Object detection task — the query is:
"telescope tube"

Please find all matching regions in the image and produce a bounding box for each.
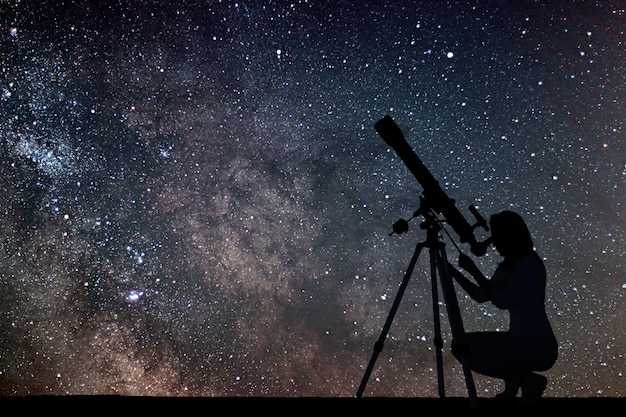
[374,115,487,255]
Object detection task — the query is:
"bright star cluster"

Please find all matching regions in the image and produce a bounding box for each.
[0,1,624,398]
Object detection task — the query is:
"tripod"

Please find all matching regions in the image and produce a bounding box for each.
[356,211,479,407]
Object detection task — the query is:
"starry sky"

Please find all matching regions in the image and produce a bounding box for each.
[0,0,624,398]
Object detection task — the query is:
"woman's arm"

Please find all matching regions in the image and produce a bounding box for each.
[458,253,491,289]
[446,261,490,303]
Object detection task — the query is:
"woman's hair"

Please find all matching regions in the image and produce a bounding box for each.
[489,210,534,256]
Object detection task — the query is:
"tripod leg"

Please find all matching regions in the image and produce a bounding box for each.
[356,242,424,398]
[435,245,479,407]
[429,246,446,398]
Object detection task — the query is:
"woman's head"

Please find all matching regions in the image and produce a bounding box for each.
[489,210,534,258]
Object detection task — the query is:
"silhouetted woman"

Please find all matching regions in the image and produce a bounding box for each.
[448,210,558,401]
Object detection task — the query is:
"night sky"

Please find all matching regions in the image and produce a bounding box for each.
[0,0,624,398]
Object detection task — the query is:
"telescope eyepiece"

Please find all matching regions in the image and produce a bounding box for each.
[470,237,493,256]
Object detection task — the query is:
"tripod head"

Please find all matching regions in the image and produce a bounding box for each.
[389,196,440,236]
[375,115,492,256]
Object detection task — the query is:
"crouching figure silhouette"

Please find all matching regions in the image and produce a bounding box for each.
[447,210,558,402]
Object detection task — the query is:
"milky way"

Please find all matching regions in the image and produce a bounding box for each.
[0,1,624,397]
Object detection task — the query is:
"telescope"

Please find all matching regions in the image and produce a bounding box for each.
[374,115,492,256]
[357,115,490,405]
